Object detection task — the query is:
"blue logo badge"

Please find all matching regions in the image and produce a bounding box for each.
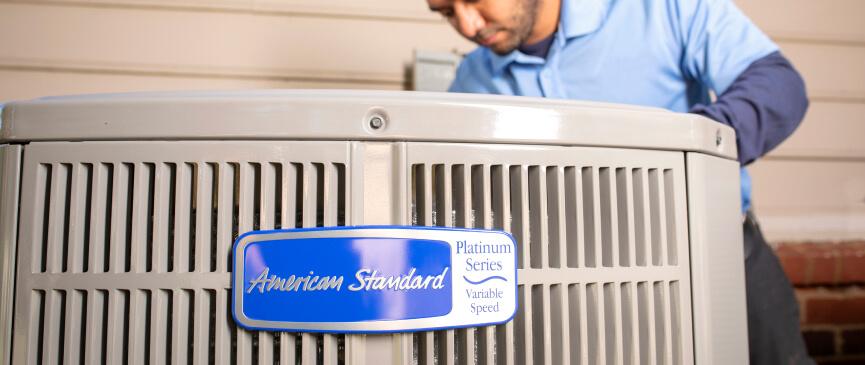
[232,226,517,333]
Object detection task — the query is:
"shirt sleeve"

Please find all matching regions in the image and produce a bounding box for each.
[448,49,499,94]
[677,0,778,94]
[690,51,809,165]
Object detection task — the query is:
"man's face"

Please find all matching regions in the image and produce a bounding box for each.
[428,0,539,55]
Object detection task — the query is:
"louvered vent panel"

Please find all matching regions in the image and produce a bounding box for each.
[14,141,350,365]
[408,143,694,365]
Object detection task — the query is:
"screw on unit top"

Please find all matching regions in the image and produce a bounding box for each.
[369,116,385,130]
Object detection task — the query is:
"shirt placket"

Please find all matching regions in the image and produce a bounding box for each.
[539,33,567,98]
[539,66,557,98]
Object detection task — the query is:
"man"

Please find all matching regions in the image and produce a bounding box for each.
[427,0,811,363]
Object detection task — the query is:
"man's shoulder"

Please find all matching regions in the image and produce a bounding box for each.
[449,47,495,93]
[460,47,491,71]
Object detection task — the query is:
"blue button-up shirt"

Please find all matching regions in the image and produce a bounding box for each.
[449,0,778,211]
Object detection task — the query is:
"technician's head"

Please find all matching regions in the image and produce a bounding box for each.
[427,0,559,55]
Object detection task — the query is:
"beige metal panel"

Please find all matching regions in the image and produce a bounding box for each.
[686,152,748,365]
[770,102,865,159]
[0,145,21,365]
[737,0,865,44]
[778,41,865,101]
[0,3,472,85]
[11,140,352,364]
[406,142,696,364]
[348,142,412,365]
[750,159,865,241]
[0,69,402,101]
[15,0,440,21]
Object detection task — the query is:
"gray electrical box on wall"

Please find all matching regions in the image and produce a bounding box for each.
[0,90,747,364]
[413,50,462,92]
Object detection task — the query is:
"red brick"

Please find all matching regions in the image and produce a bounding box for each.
[776,241,865,286]
[800,243,842,286]
[840,242,865,284]
[804,330,837,356]
[843,329,865,355]
[811,253,841,286]
[797,288,814,324]
[777,244,809,285]
[806,294,865,325]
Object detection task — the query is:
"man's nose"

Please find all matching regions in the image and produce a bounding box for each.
[453,4,484,39]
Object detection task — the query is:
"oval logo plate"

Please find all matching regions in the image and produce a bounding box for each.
[232,226,518,333]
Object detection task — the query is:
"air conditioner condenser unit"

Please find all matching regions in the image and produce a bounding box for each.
[0,90,747,365]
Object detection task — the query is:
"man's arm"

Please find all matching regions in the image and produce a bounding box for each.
[675,0,808,165]
[690,51,809,165]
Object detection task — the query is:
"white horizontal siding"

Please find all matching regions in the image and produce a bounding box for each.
[3,0,440,21]
[750,159,865,241]
[0,69,401,101]
[737,0,865,44]
[770,102,865,160]
[0,2,471,90]
[779,41,865,101]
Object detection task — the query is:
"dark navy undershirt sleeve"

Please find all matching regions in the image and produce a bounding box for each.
[689,51,808,165]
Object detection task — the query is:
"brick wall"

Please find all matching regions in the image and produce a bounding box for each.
[776,241,865,364]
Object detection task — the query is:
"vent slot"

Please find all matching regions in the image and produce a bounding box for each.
[490,165,506,230]
[582,167,598,268]
[638,281,653,364]
[531,284,546,364]
[616,168,632,267]
[603,283,618,364]
[515,284,528,365]
[528,166,544,269]
[546,166,564,269]
[633,169,648,267]
[567,284,584,365]
[586,283,600,364]
[29,290,45,365]
[550,284,564,365]
[653,282,668,364]
[509,166,526,270]
[670,281,682,364]
[599,168,614,268]
[664,170,679,265]
[648,169,664,266]
[621,282,636,365]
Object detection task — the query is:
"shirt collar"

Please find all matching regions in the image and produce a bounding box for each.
[487,0,610,74]
[560,0,610,39]
[489,51,544,74]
